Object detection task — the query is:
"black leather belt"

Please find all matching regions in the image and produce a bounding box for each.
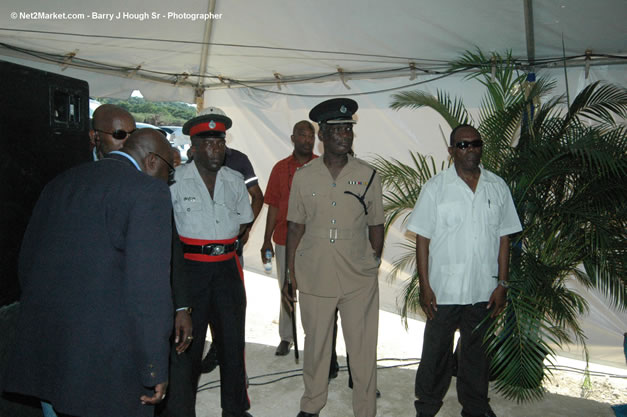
[182,242,238,256]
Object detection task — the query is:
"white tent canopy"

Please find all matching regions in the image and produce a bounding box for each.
[1,0,625,367]
[0,0,625,101]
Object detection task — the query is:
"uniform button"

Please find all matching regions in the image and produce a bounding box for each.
[150,371,156,378]
[187,208,191,212]
[331,201,336,206]
[331,219,336,224]
[216,220,220,223]
[332,183,336,187]
[330,239,335,243]
[148,364,154,369]
[312,192,316,196]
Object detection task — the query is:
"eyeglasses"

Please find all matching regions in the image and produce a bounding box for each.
[150,152,176,185]
[94,128,136,140]
[454,139,484,150]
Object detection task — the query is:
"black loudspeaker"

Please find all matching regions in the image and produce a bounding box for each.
[0,60,91,306]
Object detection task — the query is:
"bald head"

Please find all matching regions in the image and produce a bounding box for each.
[92,104,133,126]
[123,128,174,184]
[90,104,136,160]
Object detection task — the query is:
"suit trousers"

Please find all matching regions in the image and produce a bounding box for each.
[414,303,494,416]
[158,258,249,417]
[299,278,379,417]
[275,244,293,342]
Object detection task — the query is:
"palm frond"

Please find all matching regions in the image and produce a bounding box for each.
[371,153,445,234]
[567,81,627,126]
[389,90,471,128]
[485,286,558,402]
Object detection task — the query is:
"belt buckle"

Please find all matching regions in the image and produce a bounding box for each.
[210,244,225,256]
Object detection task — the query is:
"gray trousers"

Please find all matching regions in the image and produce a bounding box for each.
[275,244,293,342]
[414,303,494,416]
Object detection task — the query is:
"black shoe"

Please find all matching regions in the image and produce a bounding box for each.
[275,340,293,356]
[461,409,496,417]
[222,411,253,417]
[296,412,319,417]
[201,344,219,374]
[328,361,339,380]
[414,400,436,417]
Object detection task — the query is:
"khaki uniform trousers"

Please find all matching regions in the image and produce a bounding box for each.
[299,277,379,417]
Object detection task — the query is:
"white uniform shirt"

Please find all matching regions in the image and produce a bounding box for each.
[170,161,254,240]
[406,165,522,305]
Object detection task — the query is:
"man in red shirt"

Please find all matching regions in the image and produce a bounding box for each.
[261,120,317,356]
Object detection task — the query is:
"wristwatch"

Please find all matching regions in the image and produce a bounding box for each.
[498,280,510,289]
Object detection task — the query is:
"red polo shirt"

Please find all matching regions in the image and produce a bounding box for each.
[264,153,318,245]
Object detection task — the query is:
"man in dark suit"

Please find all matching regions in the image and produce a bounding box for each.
[2,128,176,417]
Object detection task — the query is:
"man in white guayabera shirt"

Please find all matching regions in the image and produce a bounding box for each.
[406,124,522,417]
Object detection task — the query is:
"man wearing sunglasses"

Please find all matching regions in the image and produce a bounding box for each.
[89,104,136,161]
[3,129,176,417]
[406,124,522,417]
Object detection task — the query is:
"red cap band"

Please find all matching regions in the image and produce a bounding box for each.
[189,121,226,136]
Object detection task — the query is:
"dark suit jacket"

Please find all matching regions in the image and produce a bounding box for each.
[171,225,190,310]
[2,154,174,417]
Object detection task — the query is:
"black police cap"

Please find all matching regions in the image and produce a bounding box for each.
[309,98,358,124]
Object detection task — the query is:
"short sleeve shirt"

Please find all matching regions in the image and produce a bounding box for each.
[287,156,384,296]
[406,165,522,305]
[224,147,258,188]
[170,161,254,240]
[264,153,318,245]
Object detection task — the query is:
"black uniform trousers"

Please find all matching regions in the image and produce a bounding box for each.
[158,257,249,417]
[414,303,494,416]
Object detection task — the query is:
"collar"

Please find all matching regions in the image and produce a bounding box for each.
[183,160,224,181]
[444,164,496,184]
[289,152,316,165]
[107,151,142,171]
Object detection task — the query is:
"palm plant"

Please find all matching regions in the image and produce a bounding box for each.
[372,49,627,402]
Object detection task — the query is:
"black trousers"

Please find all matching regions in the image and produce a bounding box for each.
[158,257,249,417]
[414,303,493,416]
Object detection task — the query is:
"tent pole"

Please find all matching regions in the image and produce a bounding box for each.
[195,0,217,112]
[523,0,535,70]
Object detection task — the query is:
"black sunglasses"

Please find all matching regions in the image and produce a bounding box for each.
[94,128,136,140]
[150,152,176,185]
[454,139,484,150]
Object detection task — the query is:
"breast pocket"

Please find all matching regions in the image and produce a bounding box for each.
[484,199,502,228]
[300,189,329,219]
[173,198,202,214]
[436,202,464,231]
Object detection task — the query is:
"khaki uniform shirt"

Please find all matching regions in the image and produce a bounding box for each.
[287,155,384,297]
[171,161,254,240]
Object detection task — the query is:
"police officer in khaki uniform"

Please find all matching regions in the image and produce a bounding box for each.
[283,98,384,417]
